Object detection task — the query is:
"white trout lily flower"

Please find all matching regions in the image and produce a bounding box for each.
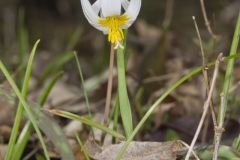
[80,0,141,49]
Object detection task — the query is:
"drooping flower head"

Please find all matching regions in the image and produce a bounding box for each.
[80,0,141,48]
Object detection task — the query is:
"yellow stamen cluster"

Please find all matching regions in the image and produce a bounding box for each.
[98,15,128,45]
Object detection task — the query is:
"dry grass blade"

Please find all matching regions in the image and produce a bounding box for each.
[184,53,222,160]
[47,109,125,140]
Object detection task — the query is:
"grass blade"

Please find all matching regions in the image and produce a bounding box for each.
[75,133,91,160]
[14,71,64,160]
[47,109,125,140]
[218,12,240,127]
[5,40,40,160]
[0,85,75,160]
[0,61,50,160]
[213,12,240,160]
[74,52,91,117]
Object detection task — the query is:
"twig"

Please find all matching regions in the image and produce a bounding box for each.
[104,44,115,125]
[200,0,217,39]
[185,53,222,160]
[192,16,206,65]
[192,16,218,142]
[178,140,200,160]
[213,93,225,160]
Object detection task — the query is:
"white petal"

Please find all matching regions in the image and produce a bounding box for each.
[80,0,107,32]
[92,0,101,15]
[101,0,122,17]
[121,0,130,11]
[122,0,141,29]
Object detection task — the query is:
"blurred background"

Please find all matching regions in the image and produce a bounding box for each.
[0,0,240,159]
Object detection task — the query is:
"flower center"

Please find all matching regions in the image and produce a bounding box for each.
[98,15,128,46]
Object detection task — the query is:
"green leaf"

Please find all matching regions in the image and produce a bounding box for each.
[116,30,133,138]
[14,71,64,160]
[47,109,125,140]
[0,60,50,160]
[0,86,75,160]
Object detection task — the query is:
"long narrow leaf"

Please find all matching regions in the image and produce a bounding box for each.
[116,30,133,138]
[75,133,91,160]
[218,12,240,126]
[47,109,125,140]
[5,40,40,160]
[0,61,50,160]
[0,86,75,160]
[14,71,64,160]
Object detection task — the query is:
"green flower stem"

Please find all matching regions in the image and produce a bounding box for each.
[116,30,133,138]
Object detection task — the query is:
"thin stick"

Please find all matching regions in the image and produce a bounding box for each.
[192,16,206,65]
[213,93,225,160]
[178,140,200,160]
[200,0,217,39]
[192,16,218,138]
[185,53,222,160]
[104,44,115,125]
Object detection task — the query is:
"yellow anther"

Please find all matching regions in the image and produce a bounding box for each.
[98,15,128,46]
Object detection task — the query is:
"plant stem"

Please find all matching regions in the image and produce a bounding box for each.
[214,12,240,160]
[213,94,225,160]
[192,16,217,143]
[104,44,115,125]
[218,11,240,130]
[185,54,222,160]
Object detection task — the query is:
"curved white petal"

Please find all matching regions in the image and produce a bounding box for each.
[121,0,130,11]
[92,0,101,15]
[80,0,107,32]
[122,0,141,29]
[101,0,122,17]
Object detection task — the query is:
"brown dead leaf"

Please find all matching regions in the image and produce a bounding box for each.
[85,141,182,160]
